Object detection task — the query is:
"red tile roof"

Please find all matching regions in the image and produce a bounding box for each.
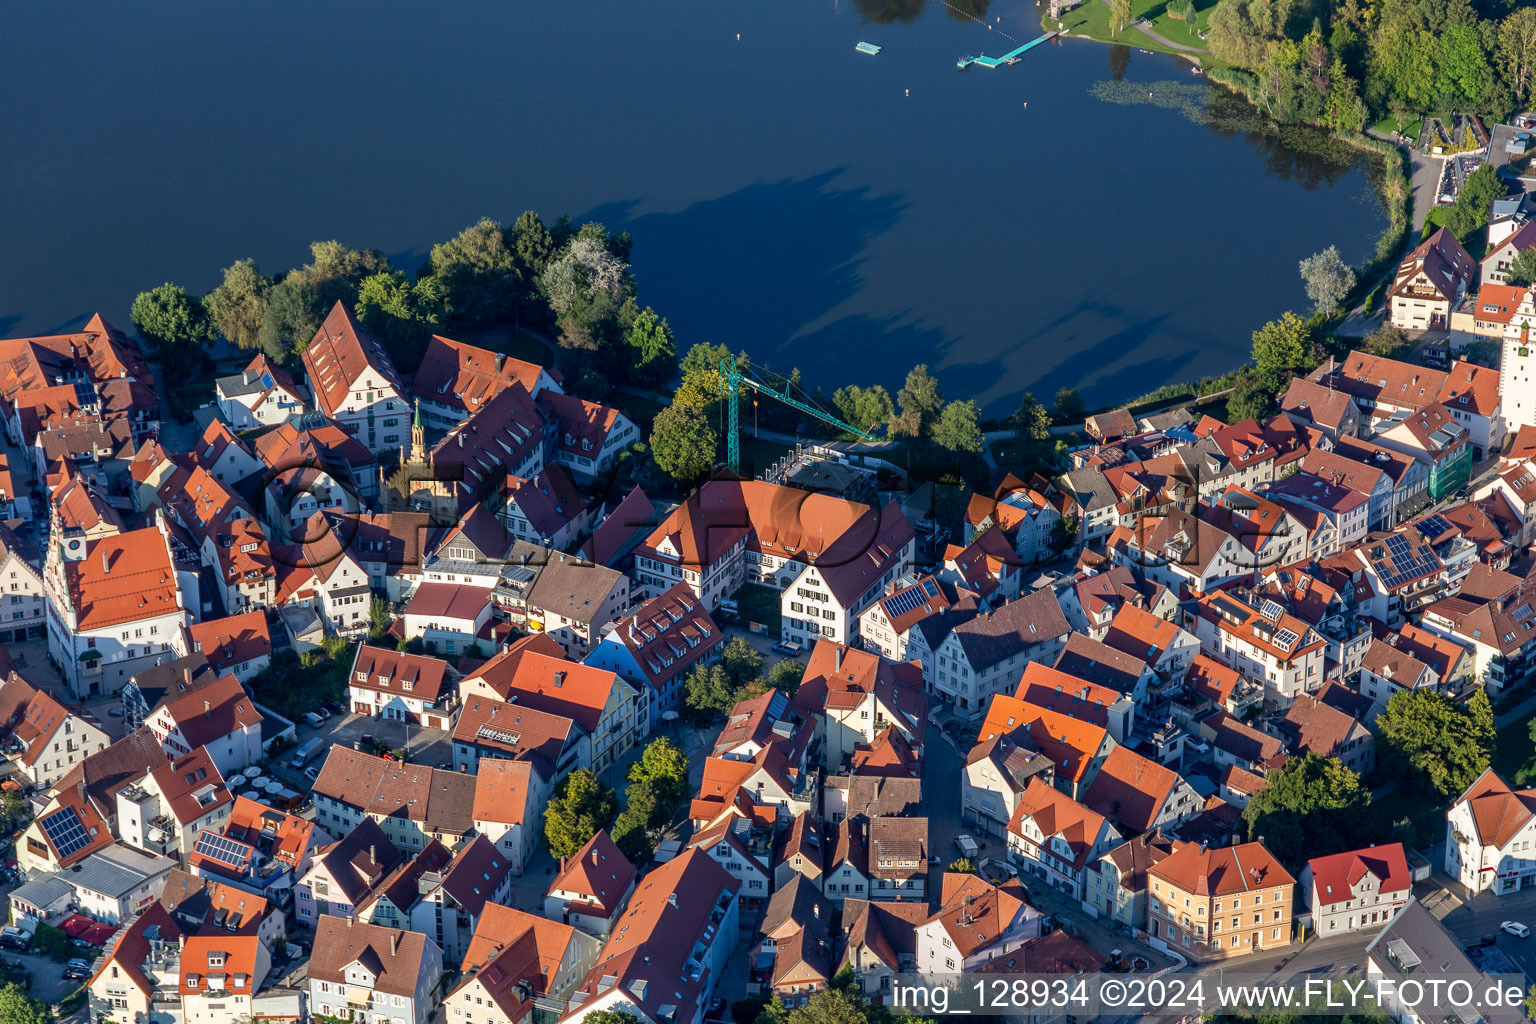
[1307,842,1410,903]
[301,301,403,418]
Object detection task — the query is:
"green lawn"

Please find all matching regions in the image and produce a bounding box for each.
[1048,0,1213,60]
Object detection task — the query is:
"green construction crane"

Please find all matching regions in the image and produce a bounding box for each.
[720,356,877,474]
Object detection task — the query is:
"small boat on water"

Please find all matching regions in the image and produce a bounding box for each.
[856,41,882,54]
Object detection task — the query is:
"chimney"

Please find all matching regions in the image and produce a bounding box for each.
[101,549,110,574]
[667,893,678,907]
[204,700,212,716]
[835,646,843,672]
[554,671,566,689]
[592,847,600,866]
[391,932,400,956]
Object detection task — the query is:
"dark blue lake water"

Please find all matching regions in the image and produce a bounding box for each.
[0,0,1384,412]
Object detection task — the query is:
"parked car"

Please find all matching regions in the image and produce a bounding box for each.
[314,707,331,721]
[324,700,346,716]
[304,765,321,781]
[0,929,28,952]
[771,640,802,656]
[1502,921,1530,938]
[707,998,727,1020]
[302,712,325,728]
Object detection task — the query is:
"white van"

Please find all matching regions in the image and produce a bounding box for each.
[290,737,323,768]
[302,711,325,728]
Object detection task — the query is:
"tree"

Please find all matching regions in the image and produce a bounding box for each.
[786,989,871,1024]
[766,659,804,696]
[624,307,677,386]
[1110,0,1133,34]
[1507,248,1536,287]
[832,384,896,436]
[509,210,557,284]
[1376,689,1495,800]
[539,235,631,351]
[721,636,765,688]
[1206,0,1282,68]
[427,217,523,327]
[29,922,71,962]
[1007,393,1052,442]
[684,663,739,717]
[1250,311,1314,395]
[368,596,392,640]
[933,400,984,455]
[1524,984,1536,1023]
[575,1009,641,1024]
[1240,754,1371,872]
[258,276,324,360]
[1449,164,1505,241]
[610,802,654,863]
[1182,0,1199,35]
[204,258,273,350]
[629,737,691,805]
[893,364,945,438]
[674,342,740,409]
[0,984,49,1024]
[1438,23,1492,108]
[1053,386,1085,422]
[544,769,619,859]
[948,857,976,873]
[355,271,442,368]
[1499,8,1536,108]
[1363,323,1410,358]
[1369,23,1439,111]
[130,282,213,373]
[1226,365,1277,422]
[299,240,392,289]
[650,403,718,484]
[1298,246,1357,316]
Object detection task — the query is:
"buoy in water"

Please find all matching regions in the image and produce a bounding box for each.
[905,88,910,96]
[736,32,741,40]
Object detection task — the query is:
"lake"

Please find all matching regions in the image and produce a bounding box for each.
[0,0,1385,413]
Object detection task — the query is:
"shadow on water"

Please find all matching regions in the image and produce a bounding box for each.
[581,171,906,361]
[852,0,991,23]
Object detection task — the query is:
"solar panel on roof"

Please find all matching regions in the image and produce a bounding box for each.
[1273,628,1301,650]
[193,831,254,868]
[1259,600,1284,622]
[884,586,930,618]
[1415,514,1453,540]
[921,579,940,598]
[1385,534,1411,557]
[41,808,90,861]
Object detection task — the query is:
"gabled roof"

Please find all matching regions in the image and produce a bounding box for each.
[472,759,536,827]
[349,644,450,703]
[1083,746,1184,835]
[976,696,1108,785]
[186,611,271,673]
[1307,842,1411,902]
[313,747,475,835]
[1008,778,1111,869]
[523,551,628,627]
[946,589,1069,671]
[463,651,624,734]
[155,674,262,750]
[452,903,583,1020]
[62,526,179,630]
[301,301,404,417]
[548,829,636,914]
[307,818,404,906]
[309,917,432,996]
[413,335,553,415]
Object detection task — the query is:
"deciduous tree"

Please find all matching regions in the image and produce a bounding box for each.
[544,769,619,859]
[204,258,273,350]
[1376,688,1494,800]
[1240,753,1370,872]
[427,217,523,326]
[934,400,984,455]
[624,307,677,386]
[832,384,896,436]
[650,403,718,484]
[893,364,945,438]
[131,282,214,374]
[1053,386,1085,422]
[1251,310,1314,394]
[1299,246,1356,315]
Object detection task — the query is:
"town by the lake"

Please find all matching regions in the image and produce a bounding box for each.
[10,3,1536,1024]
